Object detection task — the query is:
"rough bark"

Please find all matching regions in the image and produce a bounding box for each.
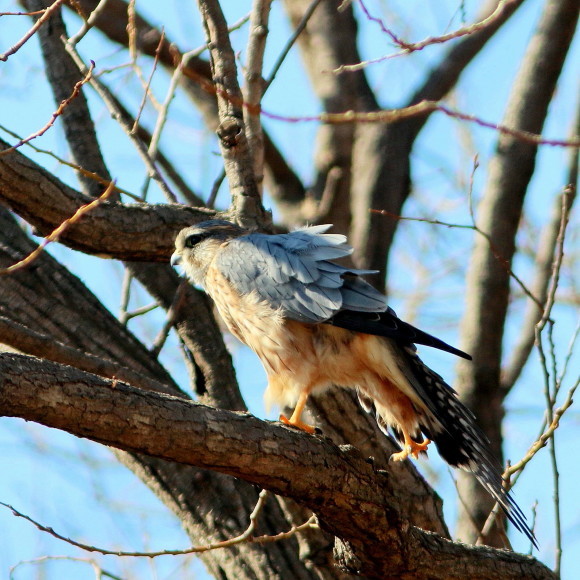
[0,139,213,261]
[0,207,325,579]
[0,353,556,580]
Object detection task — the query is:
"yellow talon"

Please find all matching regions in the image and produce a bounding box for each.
[279,414,316,434]
[390,437,431,462]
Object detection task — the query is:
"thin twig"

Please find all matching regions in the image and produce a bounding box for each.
[67,0,111,47]
[124,302,159,321]
[0,61,95,155]
[263,0,324,92]
[0,122,140,200]
[336,0,514,72]
[370,208,544,309]
[0,0,65,61]
[150,280,188,357]
[0,492,318,558]
[262,100,579,148]
[9,556,124,580]
[64,43,178,203]
[133,29,165,133]
[207,167,227,208]
[118,269,133,326]
[480,192,575,544]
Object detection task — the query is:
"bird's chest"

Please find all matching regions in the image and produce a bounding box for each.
[204,265,285,352]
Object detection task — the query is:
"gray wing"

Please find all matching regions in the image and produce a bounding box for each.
[215,225,388,323]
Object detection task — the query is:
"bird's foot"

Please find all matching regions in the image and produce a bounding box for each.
[279,414,316,434]
[390,438,431,462]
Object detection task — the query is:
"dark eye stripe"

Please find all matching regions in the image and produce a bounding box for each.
[184,232,208,248]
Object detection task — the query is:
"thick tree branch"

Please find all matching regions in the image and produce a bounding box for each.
[0,208,320,580]
[0,354,554,580]
[0,139,213,261]
[0,353,556,580]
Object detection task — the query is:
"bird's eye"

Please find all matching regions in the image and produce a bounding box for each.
[184,233,204,248]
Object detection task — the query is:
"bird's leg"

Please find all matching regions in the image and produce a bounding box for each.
[390,427,431,462]
[280,390,315,434]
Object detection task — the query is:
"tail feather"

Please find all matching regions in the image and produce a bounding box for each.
[357,346,537,547]
[403,350,538,548]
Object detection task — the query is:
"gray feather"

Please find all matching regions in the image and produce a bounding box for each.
[215,227,389,324]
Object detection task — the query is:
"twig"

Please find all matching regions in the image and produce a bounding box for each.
[0,122,140,200]
[133,29,165,133]
[370,208,544,309]
[124,303,159,321]
[0,180,117,276]
[64,43,178,203]
[337,0,515,72]
[243,0,273,192]
[67,0,111,46]
[9,556,124,580]
[262,100,580,148]
[480,193,575,543]
[0,61,94,155]
[118,269,133,326]
[0,0,65,61]
[263,0,323,92]
[0,492,318,558]
[502,188,576,392]
[533,190,572,576]
[207,167,227,208]
[150,280,188,357]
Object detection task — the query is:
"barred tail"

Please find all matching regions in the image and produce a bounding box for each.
[403,350,537,548]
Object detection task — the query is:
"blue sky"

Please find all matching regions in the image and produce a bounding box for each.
[0,1,578,578]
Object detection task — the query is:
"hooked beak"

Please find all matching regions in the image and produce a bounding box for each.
[170,252,182,267]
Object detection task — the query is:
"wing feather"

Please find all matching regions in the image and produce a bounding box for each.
[214,225,469,361]
[215,227,379,323]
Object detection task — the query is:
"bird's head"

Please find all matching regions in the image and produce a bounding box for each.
[171,220,246,286]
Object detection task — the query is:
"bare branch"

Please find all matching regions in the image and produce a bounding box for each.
[0,492,318,558]
[0,180,116,275]
[263,101,579,148]
[70,0,306,214]
[243,0,272,191]
[0,140,213,261]
[0,353,556,580]
[338,0,522,71]
[0,0,65,61]
[455,0,578,544]
[0,61,94,156]
[197,0,267,228]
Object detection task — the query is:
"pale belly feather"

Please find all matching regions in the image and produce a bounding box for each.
[205,265,430,433]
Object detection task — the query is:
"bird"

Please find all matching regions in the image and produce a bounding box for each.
[171,219,536,546]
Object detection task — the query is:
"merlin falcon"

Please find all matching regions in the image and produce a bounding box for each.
[171,219,535,545]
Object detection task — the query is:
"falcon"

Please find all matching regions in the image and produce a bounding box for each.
[171,219,535,545]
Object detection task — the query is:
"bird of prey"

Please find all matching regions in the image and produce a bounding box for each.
[171,219,535,545]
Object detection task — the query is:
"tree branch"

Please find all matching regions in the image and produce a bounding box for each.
[197,0,267,228]
[0,352,556,580]
[0,139,213,261]
[454,0,578,544]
